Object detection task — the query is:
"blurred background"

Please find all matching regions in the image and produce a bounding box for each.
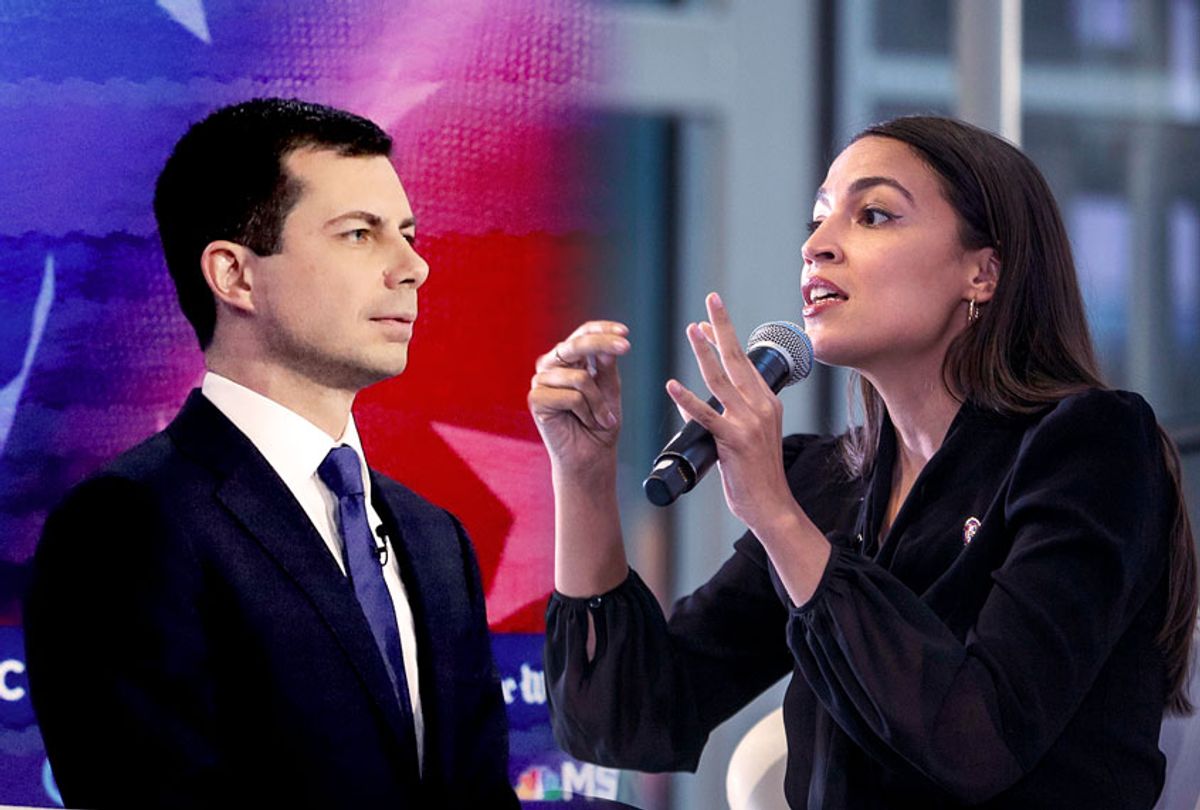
[2,1,1199,808]
[592,1,1200,807]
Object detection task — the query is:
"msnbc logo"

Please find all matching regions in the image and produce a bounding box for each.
[0,658,25,702]
[515,761,619,801]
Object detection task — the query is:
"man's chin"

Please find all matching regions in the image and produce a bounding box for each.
[356,354,410,387]
[309,354,409,393]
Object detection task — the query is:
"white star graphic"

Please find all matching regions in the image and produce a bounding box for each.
[0,254,54,455]
[157,0,211,44]
[430,422,554,627]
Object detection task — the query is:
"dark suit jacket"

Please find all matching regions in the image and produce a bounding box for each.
[24,390,518,809]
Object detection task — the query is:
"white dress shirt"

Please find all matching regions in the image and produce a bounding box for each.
[201,372,424,769]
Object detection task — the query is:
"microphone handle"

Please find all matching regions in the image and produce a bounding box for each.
[643,346,792,507]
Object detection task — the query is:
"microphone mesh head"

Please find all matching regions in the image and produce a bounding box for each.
[746,321,813,387]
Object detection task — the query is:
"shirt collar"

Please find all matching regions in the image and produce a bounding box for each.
[200,371,372,498]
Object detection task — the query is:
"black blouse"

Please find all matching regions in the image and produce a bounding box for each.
[545,389,1173,809]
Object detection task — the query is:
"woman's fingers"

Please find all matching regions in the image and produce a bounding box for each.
[529,383,613,431]
[531,365,618,429]
[705,292,769,393]
[568,320,629,341]
[675,294,756,425]
[685,321,740,409]
[592,349,623,401]
[671,293,787,440]
[664,378,727,436]
[536,322,630,373]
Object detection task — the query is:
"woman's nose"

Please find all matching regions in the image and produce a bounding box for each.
[801,220,842,265]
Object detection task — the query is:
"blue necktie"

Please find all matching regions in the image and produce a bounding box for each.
[318,445,418,766]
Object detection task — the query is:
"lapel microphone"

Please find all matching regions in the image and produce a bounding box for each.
[373,525,390,567]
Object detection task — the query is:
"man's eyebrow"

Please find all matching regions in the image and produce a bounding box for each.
[326,210,383,228]
[814,176,915,207]
[324,211,417,231]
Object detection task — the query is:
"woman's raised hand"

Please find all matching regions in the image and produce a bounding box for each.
[665,293,796,533]
[528,321,630,475]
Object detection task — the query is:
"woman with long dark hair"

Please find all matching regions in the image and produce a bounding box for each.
[528,116,1198,808]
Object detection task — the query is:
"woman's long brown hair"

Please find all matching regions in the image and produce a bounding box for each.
[838,115,1197,714]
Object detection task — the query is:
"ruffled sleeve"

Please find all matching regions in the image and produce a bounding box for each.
[545,553,793,771]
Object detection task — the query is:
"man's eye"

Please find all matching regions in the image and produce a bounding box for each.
[402,233,416,246]
[345,228,371,242]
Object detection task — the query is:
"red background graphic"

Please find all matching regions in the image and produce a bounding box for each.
[357,231,597,632]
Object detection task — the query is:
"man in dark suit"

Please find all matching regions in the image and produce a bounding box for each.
[24,98,519,809]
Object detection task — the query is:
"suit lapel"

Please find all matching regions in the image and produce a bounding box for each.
[165,391,416,764]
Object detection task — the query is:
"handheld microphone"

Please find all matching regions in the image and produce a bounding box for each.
[643,321,813,507]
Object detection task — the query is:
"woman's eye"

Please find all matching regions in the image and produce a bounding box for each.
[859,207,892,227]
[805,219,823,235]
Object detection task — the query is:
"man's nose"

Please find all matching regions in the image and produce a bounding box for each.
[385,238,430,289]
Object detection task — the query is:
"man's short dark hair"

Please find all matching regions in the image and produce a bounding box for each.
[153,98,393,349]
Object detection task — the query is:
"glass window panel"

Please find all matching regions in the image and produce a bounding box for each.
[1066,194,1130,383]
[874,0,951,55]
[1025,0,1173,68]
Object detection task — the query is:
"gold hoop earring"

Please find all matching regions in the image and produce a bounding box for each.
[967,299,979,324]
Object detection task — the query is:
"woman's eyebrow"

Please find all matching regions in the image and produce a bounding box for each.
[814,176,915,207]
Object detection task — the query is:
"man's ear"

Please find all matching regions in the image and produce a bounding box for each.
[967,247,1000,305]
[200,241,257,314]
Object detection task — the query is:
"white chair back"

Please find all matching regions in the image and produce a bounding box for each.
[726,707,788,810]
[1154,612,1200,810]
